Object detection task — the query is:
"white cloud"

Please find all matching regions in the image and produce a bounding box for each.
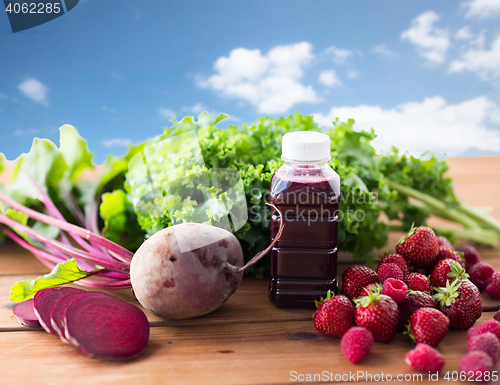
[346,71,359,79]
[198,42,317,114]
[371,44,395,57]
[324,46,354,64]
[12,128,54,136]
[455,26,474,40]
[101,138,132,147]
[102,105,116,113]
[159,107,175,120]
[464,0,500,18]
[401,11,450,64]
[18,78,50,106]
[313,96,500,156]
[318,70,341,87]
[449,35,500,80]
[187,102,208,115]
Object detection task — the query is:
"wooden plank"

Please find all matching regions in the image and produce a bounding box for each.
[0,241,49,275]
[0,156,499,385]
[0,312,496,385]
[446,156,500,177]
[2,244,499,331]
[0,275,314,331]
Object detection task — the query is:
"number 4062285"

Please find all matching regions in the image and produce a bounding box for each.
[5,2,61,14]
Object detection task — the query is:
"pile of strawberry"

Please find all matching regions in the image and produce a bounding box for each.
[313,226,500,382]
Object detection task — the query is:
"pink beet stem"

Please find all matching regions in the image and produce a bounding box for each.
[86,198,113,259]
[5,228,127,287]
[0,190,133,262]
[0,213,128,273]
[28,177,117,263]
[5,228,59,270]
[61,186,86,227]
[77,278,132,289]
[236,203,284,272]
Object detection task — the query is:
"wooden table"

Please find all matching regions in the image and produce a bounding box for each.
[1,157,500,385]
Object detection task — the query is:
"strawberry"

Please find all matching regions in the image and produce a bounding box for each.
[396,226,439,268]
[469,262,495,291]
[354,291,399,343]
[405,343,445,372]
[397,290,438,331]
[486,271,500,300]
[313,291,355,338]
[468,320,500,342]
[458,351,494,383]
[437,236,452,248]
[358,282,382,298]
[468,332,500,364]
[434,279,482,330]
[342,265,378,298]
[430,259,469,288]
[404,272,430,292]
[340,326,374,364]
[434,246,465,269]
[377,263,403,283]
[382,278,407,304]
[457,245,481,270]
[379,253,410,277]
[407,307,449,347]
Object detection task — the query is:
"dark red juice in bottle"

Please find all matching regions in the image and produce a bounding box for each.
[269,132,340,308]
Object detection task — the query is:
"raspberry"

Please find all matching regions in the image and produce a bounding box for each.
[457,245,481,269]
[495,311,500,323]
[357,282,382,298]
[468,332,500,364]
[486,271,500,300]
[382,278,408,304]
[404,343,445,372]
[437,236,452,248]
[404,272,430,292]
[469,263,495,291]
[340,326,374,364]
[377,263,403,283]
[459,351,494,383]
[379,253,410,277]
[468,320,500,342]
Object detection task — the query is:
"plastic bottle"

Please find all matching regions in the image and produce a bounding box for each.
[269,131,340,307]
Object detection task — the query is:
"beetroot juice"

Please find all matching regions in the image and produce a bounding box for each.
[269,132,340,308]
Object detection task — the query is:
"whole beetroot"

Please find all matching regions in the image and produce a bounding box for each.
[130,224,244,320]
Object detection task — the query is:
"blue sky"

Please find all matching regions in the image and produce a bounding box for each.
[1,0,500,163]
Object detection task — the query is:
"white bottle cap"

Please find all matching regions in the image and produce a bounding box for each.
[281,131,331,162]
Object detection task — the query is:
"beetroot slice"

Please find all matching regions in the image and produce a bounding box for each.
[64,295,150,360]
[51,291,108,344]
[34,287,84,334]
[13,298,41,328]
